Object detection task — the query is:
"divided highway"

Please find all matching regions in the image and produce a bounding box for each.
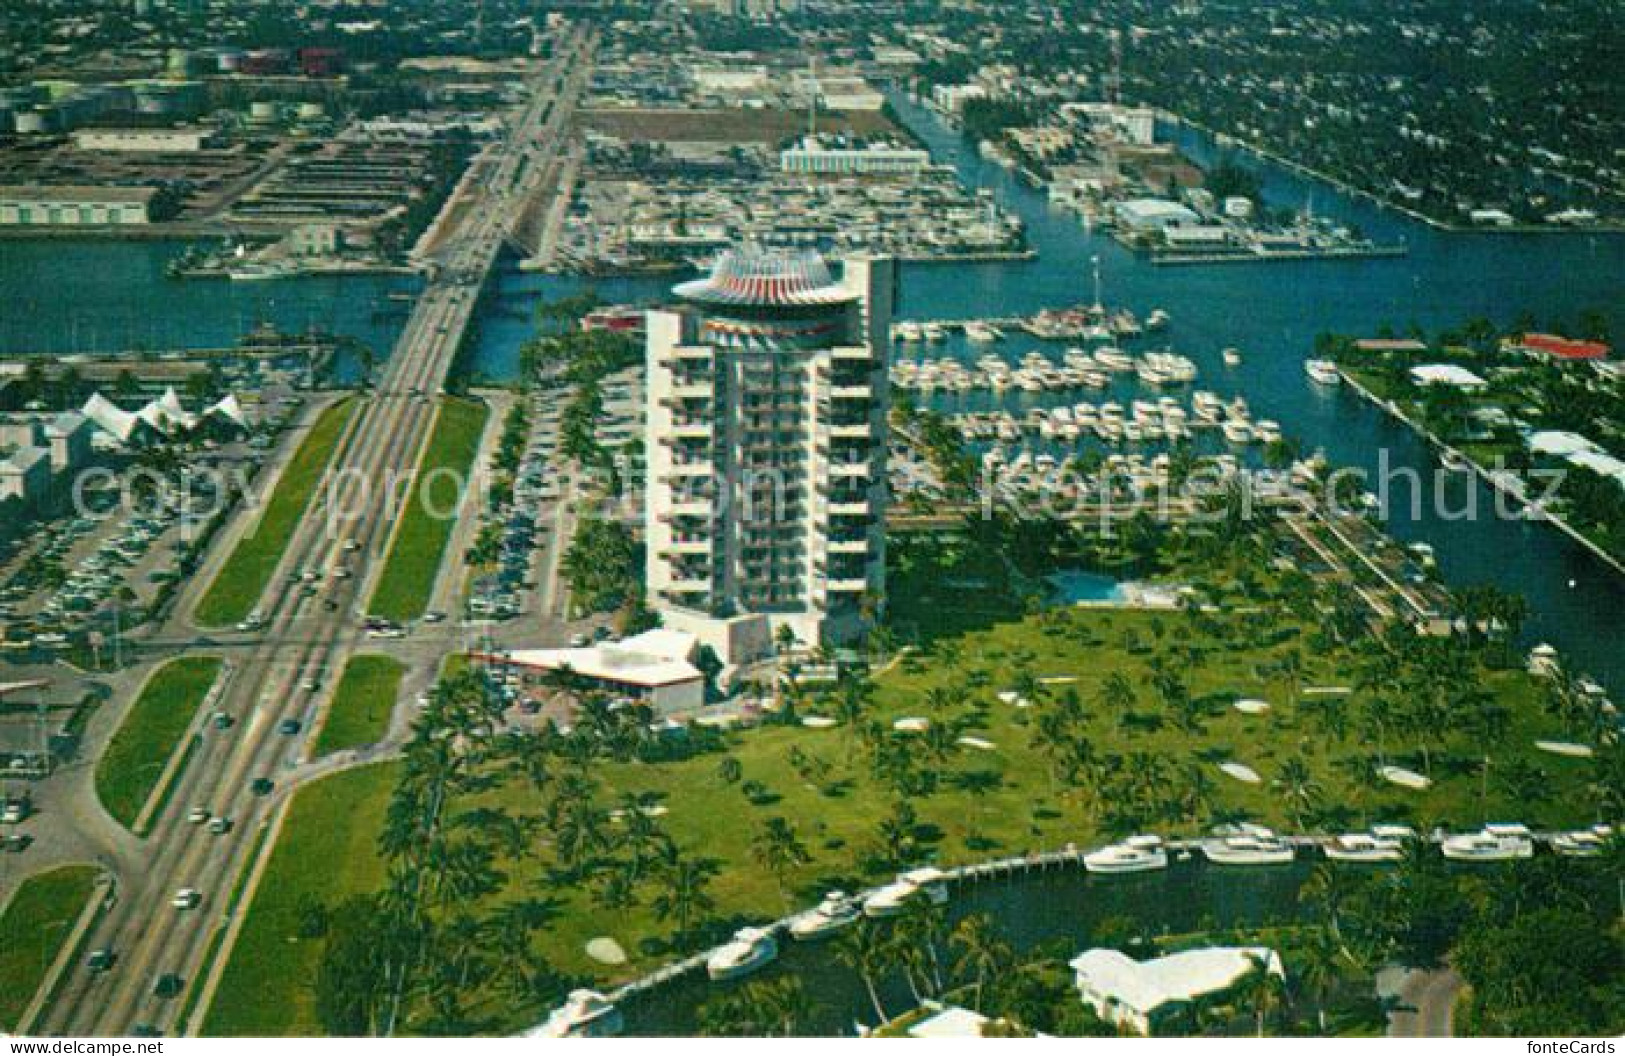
[38,29,595,1038]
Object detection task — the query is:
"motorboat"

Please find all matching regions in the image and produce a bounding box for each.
[863,867,950,917]
[894,321,924,344]
[789,891,861,940]
[1221,420,1255,444]
[706,926,779,980]
[1439,824,1534,862]
[1147,308,1170,330]
[1323,830,1407,863]
[1305,359,1342,385]
[1083,835,1169,874]
[1222,347,1242,367]
[923,322,947,343]
[1202,825,1296,866]
[1550,829,1608,858]
[1094,348,1135,372]
[534,990,623,1037]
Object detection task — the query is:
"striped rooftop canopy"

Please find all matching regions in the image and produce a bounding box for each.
[674,245,855,308]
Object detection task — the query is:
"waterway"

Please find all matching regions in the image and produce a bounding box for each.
[0,98,1620,694]
[619,859,1314,1036]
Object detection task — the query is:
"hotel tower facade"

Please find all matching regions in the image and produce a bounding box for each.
[644,247,894,666]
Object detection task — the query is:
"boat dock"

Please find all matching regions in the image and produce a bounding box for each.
[589,825,1591,1015]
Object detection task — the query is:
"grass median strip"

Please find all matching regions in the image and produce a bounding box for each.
[0,865,100,1031]
[196,398,357,628]
[313,655,405,756]
[201,763,399,1037]
[368,397,489,624]
[96,656,223,830]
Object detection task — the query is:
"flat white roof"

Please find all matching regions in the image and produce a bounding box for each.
[1409,363,1486,388]
[908,1006,989,1038]
[1072,946,1281,1015]
[493,628,702,689]
[1528,430,1598,457]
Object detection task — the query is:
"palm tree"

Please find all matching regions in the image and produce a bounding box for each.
[834,919,895,1024]
[949,913,1012,1011]
[1235,952,1284,1037]
[751,816,811,905]
[1298,862,1349,939]
[1273,756,1322,830]
[1295,928,1343,1033]
[651,855,719,943]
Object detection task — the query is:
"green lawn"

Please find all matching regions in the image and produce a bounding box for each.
[196,399,357,628]
[368,398,489,624]
[312,655,405,756]
[0,865,100,1031]
[96,656,223,830]
[453,599,1601,1014]
[201,762,400,1037]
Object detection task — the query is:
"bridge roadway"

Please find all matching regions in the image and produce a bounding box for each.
[37,28,596,1038]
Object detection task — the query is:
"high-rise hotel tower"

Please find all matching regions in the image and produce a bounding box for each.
[644,247,894,666]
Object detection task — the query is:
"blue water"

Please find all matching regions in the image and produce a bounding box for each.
[1,100,1620,694]
[1049,571,1126,603]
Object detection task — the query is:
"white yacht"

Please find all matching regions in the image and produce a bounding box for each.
[534,990,623,1037]
[1305,359,1342,385]
[1147,308,1170,330]
[1254,419,1282,444]
[923,322,947,343]
[1323,830,1407,863]
[1221,420,1255,444]
[1222,347,1242,367]
[1439,824,1534,862]
[1550,828,1608,858]
[863,867,950,917]
[1094,348,1135,372]
[706,926,779,981]
[1202,825,1296,866]
[964,321,1001,343]
[894,321,924,344]
[1083,835,1169,874]
[789,891,861,940]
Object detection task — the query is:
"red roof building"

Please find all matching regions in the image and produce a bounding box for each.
[1514,333,1610,360]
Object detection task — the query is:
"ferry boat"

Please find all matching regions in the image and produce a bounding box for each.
[706,926,779,980]
[1323,830,1408,863]
[1083,835,1169,874]
[1201,825,1296,866]
[1222,347,1243,367]
[534,990,623,1037]
[1305,359,1342,386]
[863,867,950,917]
[1439,824,1534,862]
[789,891,861,940]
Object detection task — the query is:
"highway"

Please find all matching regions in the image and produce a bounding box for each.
[37,28,595,1038]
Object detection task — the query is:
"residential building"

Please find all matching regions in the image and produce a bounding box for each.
[644,246,894,667]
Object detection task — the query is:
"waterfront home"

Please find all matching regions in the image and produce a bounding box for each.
[1070,946,1284,1035]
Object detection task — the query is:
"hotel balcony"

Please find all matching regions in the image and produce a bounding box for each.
[667,420,712,439]
[660,464,712,483]
[662,345,714,363]
[824,498,870,517]
[662,538,711,558]
[829,384,873,401]
[828,460,870,478]
[831,346,873,361]
[823,576,870,594]
[821,422,872,441]
[826,536,869,555]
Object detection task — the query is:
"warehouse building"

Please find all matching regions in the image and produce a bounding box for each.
[0,185,157,226]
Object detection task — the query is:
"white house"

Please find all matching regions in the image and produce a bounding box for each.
[1071,946,1283,1035]
[1409,363,1487,391]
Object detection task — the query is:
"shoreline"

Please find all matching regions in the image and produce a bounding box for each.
[1336,367,1625,580]
[1161,112,1624,236]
